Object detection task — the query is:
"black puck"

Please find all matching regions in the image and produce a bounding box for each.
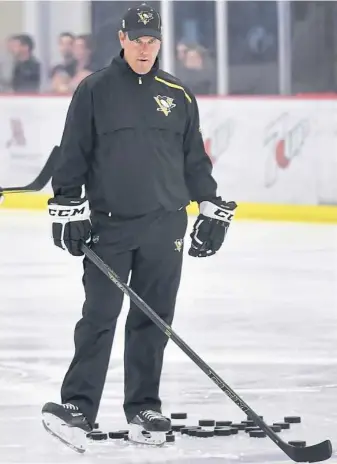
[171,413,187,420]
[198,420,215,427]
[187,429,198,437]
[284,416,301,424]
[289,440,306,447]
[231,423,246,430]
[230,427,239,435]
[89,429,103,434]
[215,421,232,426]
[242,420,255,426]
[93,422,99,429]
[214,427,232,436]
[245,427,260,433]
[171,424,185,432]
[181,427,200,435]
[88,432,108,441]
[124,433,129,441]
[109,431,128,439]
[273,422,290,430]
[249,430,266,438]
[196,429,214,438]
[270,425,282,432]
[166,434,175,443]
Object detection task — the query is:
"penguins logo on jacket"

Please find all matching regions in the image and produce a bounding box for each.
[154,95,176,117]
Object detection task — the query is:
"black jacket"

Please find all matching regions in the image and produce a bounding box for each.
[12,57,40,92]
[52,51,217,218]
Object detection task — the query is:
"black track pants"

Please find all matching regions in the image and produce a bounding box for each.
[60,209,188,425]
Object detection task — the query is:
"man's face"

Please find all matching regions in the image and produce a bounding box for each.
[119,32,161,75]
[59,35,74,60]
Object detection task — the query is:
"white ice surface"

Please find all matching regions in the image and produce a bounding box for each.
[0,210,336,464]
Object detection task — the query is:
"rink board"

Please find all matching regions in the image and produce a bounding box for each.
[1,95,337,222]
[2,193,337,223]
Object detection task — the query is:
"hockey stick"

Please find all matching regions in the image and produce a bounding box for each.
[0,145,60,195]
[81,244,332,462]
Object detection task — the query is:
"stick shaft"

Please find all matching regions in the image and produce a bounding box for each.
[82,243,320,461]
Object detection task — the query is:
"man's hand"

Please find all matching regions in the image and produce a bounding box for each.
[48,197,91,256]
[189,199,237,257]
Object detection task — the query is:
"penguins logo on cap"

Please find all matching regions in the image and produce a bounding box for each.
[137,11,154,25]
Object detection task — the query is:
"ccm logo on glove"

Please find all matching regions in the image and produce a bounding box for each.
[49,204,87,217]
[189,199,237,258]
[209,207,234,221]
[48,197,91,256]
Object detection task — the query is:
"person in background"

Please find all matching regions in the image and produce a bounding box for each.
[50,32,77,94]
[178,45,215,95]
[52,32,77,76]
[175,41,188,76]
[10,34,40,93]
[51,34,97,94]
[50,32,77,85]
[69,34,97,90]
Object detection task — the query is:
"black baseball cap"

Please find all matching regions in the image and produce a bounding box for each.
[121,3,162,41]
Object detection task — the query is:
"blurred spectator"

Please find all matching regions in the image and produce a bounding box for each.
[51,34,97,94]
[50,32,77,94]
[177,45,215,95]
[51,32,77,80]
[175,41,188,76]
[70,34,97,88]
[10,34,40,93]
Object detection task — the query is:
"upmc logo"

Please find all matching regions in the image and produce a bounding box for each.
[263,113,310,187]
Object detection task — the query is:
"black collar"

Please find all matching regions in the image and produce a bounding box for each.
[112,49,159,80]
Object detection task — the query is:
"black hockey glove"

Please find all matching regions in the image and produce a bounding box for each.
[188,199,237,258]
[48,197,91,256]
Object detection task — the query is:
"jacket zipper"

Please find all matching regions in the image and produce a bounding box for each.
[139,77,142,84]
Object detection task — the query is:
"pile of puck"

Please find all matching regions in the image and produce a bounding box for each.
[168,413,305,447]
[87,413,305,447]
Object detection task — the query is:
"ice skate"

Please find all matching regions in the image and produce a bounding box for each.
[41,402,92,453]
[128,410,171,446]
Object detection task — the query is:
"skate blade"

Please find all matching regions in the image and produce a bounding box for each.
[42,412,87,453]
[128,424,166,447]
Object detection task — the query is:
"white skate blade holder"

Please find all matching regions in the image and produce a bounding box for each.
[42,412,87,453]
[128,423,166,446]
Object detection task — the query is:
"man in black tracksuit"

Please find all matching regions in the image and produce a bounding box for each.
[42,3,236,451]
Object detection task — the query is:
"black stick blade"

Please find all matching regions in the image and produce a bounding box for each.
[2,145,59,193]
[284,439,332,463]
